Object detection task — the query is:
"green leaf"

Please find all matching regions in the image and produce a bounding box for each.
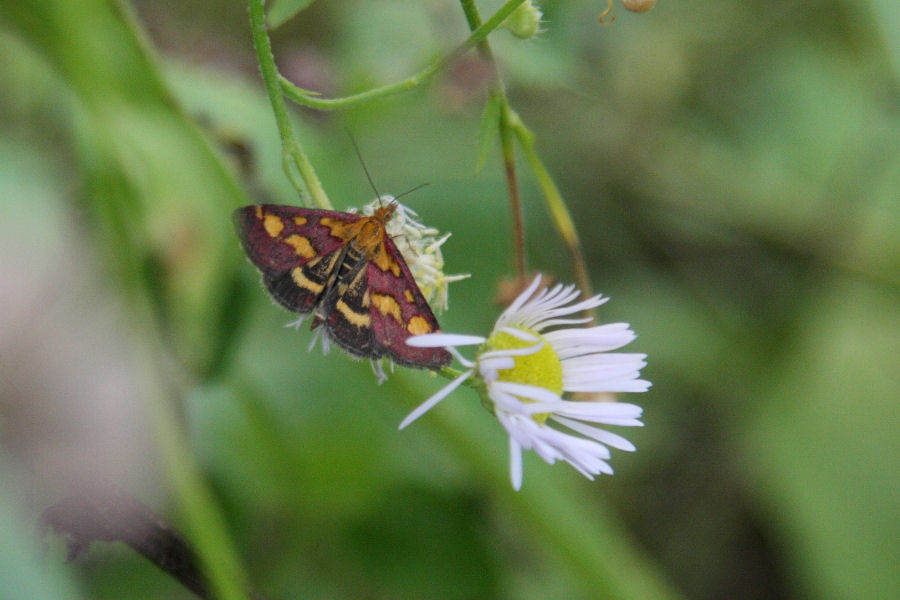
[267,0,317,29]
[475,92,501,173]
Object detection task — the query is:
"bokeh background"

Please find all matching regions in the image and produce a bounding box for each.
[1,1,898,599]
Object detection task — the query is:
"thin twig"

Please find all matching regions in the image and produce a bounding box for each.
[279,0,527,111]
[41,490,266,600]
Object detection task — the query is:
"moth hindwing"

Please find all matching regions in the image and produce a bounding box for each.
[233,203,451,370]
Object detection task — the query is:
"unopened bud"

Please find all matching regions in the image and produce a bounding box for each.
[623,0,656,13]
[502,1,544,39]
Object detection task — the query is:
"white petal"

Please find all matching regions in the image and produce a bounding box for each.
[524,296,608,330]
[550,400,644,421]
[545,326,637,354]
[509,436,524,491]
[406,333,485,347]
[489,388,528,413]
[566,360,648,377]
[478,341,543,361]
[552,416,637,451]
[495,409,527,445]
[500,284,578,329]
[501,413,612,478]
[563,378,652,393]
[478,356,515,374]
[561,365,643,383]
[512,401,569,416]
[563,352,647,366]
[284,316,308,330]
[370,359,388,385]
[447,346,477,369]
[562,360,647,378]
[398,370,473,429]
[491,381,562,404]
[549,421,614,458]
[506,286,584,330]
[496,275,543,326]
[528,316,594,329]
[497,326,541,342]
[561,356,649,392]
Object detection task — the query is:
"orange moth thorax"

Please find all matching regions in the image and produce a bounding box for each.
[355,202,397,255]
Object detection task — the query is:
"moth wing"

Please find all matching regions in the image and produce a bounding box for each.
[367,237,451,369]
[262,249,345,313]
[319,253,382,359]
[233,205,360,313]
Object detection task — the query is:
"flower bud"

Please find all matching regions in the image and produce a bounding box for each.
[502,1,544,39]
[623,0,656,13]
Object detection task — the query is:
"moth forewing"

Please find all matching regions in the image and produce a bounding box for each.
[233,203,451,370]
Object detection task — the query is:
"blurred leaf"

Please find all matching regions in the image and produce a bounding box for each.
[743,279,900,600]
[2,0,252,377]
[866,0,900,77]
[267,0,317,29]
[161,60,316,207]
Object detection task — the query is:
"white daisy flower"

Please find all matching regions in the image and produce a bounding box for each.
[400,275,650,490]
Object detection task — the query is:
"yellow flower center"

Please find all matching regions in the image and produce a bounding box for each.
[485,326,563,423]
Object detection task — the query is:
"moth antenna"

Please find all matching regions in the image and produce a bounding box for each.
[347,131,382,201]
[394,182,431,201]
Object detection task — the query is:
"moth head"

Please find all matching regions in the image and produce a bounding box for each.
[372,195,398,224]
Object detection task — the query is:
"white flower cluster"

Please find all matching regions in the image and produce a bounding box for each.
[360,196,469,313]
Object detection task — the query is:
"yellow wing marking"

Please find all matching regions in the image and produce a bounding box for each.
[284,234,316,258]
[263,214,285,238]
[371,245,401,277]
[407,316,433,335]
[336,300,371,328]
[371,293,403,323]
[291,266,324,294]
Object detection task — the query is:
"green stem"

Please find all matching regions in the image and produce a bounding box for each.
[461,1,593,304]
[500,101,528,285]
[248,0,331,209]
[438,365,467,380]
[459,0,496,60]
[279,0,527,111]
[511,117,594,309]
[459,0,528,286]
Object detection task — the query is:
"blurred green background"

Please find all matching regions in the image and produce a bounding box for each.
[1,1,898,599]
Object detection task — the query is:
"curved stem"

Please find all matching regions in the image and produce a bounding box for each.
[248,0,331,209]
[279,0,527,111]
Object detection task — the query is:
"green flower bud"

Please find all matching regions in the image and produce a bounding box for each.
[502,1,544,39]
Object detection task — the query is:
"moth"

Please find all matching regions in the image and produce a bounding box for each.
[233,202,451,370]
